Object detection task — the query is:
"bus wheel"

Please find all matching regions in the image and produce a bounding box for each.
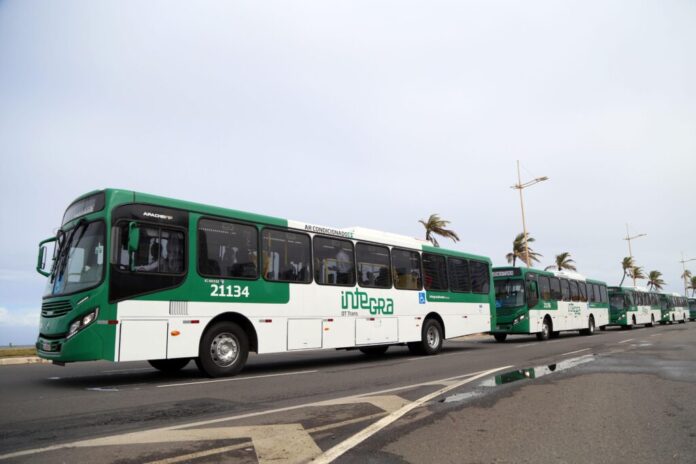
[411,318,443,355]
[359,345,389,356]
[550,331,560,339]
[196,322,249,378]
[148,358,190,373]
[581,316,595,336]
[646,315,655,328]
[493,333,507,343]
[536,318,551,341]
[599,325,607,331]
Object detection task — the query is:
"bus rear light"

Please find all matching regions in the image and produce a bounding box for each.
[259,319,272,323]
[183,320,200,324]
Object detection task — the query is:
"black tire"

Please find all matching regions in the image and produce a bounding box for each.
[622,324,633,330]
[536,317,551,341]
[646,315,655,328]
[599,325,607,331]
[411,318,444,355]
[195,321,249,378]
[493,333,507,343]
[359,345,389,356]
[550,331,560,339]
[659,321,666,325]
[581,316,595,336]
[148,358,190,373]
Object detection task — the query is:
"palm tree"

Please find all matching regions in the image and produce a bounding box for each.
[418,214,459,247]
[690,276,696,297]
[545,252,577,272]
[682,269,693,291]
[505,232,542,267]
[647,270,666,291]
[619,256,634,287]
[629,265,645,284]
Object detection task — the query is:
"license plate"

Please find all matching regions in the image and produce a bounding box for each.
[42,342,51,351]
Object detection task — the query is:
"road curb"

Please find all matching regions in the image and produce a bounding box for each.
[0,356,51,366]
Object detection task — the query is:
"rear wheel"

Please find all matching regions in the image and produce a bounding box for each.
[493,333,507,343]
[359,345,389,356]
[536,318,551,341]
[195,321,249,378]
[599,325,607,331]
[410,318,443,355]
[580,316,595,336]
[148,358,190,373]
[646,315,655,328]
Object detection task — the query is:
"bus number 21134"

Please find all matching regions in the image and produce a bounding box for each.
[210,284,250,298]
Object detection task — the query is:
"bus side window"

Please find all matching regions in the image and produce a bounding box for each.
[569,280,580,302]
[560,279,570,301]
[593,284,601,303]
[550,277,561,301]
[600,286,608,304]
[447,258,471,293]
[538,276,551,300]
[587,283,594,303]
[526,279,539,308]
[261,229,311,283]
[392,248,422,290]
[356,243,391,289]
[470,261,490,294]
[422,253,448,291]
[578,282,587,302]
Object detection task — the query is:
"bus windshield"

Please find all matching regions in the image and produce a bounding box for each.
[495,279,525,309]
[609,294,625,311]
[44,221,105,297]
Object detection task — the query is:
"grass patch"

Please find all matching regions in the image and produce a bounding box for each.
[0,347,37,358]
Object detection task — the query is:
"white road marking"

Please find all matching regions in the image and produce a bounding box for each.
[516,343,540,349]
[313,365,512,464]
[156,370,318,388]
[560,348,590,356]
[617,338,635,344]
[0,368,495,461]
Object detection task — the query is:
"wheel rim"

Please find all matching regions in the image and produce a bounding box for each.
[426,325,440,348]
[590,320,594,333]
[542,322,549,338]
[210,332,239,367]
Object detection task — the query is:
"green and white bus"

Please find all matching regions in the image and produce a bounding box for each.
[689,298,696,321]
[36,189,495,377]
[607,287,661,329]
[492,267,610,342]
[657,293,689,324]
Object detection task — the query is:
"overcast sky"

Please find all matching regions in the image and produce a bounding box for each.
[1,1,694,345]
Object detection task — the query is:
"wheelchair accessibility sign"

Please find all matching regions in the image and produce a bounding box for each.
[419,292,426,304]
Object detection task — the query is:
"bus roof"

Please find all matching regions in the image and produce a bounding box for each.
[93,189,490,261]
[493,266,606,285]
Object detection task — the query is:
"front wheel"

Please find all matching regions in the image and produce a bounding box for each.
[646,315,655,328]
[493,333,507,343]
[148,358,190,373]
[195,321,249,378]
[409,319,443,355]
[536,318,551,341]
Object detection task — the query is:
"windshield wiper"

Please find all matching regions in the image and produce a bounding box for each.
[51,219,88,284]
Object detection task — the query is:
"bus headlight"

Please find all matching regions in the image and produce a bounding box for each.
[513,314,526,325]
[67,308,99,339]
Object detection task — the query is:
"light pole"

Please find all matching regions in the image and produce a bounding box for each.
[623,224,646,287]
[511,160,548,267]
[679,252,695,297]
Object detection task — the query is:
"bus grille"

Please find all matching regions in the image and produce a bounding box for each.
[496,307,519,318]
[41,300,72,318]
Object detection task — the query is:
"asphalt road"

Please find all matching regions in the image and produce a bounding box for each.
[1,322,695,463]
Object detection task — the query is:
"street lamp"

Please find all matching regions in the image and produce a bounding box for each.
[679,252,696,297]
[623,224,646,287]
[511,160,549,267]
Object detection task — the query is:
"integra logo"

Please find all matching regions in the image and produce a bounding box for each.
[341,288,394,315]
[143,211,174,220]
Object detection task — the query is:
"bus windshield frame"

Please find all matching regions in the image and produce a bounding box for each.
[495,278,526,310]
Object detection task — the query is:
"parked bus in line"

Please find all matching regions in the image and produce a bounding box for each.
[491,267,610,342]
[689,298,696,321]
[607,287,660,329]
[35,189,495,377]
[658,293,689,324]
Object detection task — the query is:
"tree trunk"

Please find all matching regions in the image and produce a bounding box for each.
[619,272,626,287]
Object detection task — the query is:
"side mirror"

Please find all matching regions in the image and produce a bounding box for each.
[527,281,539,308]
[128,222,140,271]
[36,237,57,277]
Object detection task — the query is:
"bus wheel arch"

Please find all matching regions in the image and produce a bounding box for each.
[205,312,258,354]
[537,315,552,341]
[424,312,446,340]
[581,315,595,336]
